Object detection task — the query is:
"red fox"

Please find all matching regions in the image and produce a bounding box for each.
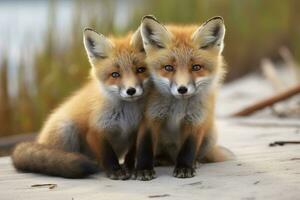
[12,28,149,179]
[134,16,234,180]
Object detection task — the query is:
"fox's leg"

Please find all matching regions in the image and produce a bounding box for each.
[134,120,159,181]
[173,123,204,178]
[122,140,136,174]
[86,129,130,180]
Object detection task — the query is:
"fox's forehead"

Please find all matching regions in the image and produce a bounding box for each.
[107,36,145,69]
[166,25,198,48]
[168,48,194,66]
[165,25,200,63]
[153,48,211,66]
[153,25,217,66]
[149,45,216,69]
[110,34,134,52]
[112,52,144,69]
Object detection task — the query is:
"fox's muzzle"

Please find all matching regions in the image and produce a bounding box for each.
[171,70,196,98]
[120,85,143,101]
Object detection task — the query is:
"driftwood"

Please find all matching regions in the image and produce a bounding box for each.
[261,58,284,91]
[232,84,300,117]
[260,49,300,117]
[279,47,300,82]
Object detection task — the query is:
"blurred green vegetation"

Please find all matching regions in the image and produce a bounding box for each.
[0,0,299,137]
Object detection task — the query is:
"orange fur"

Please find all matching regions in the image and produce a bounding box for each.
[135,16,233,180]
[144,23,225,156]
[12,29,149,179]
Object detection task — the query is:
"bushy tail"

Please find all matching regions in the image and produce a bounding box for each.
[204,145,235,163]
[12,142,99,178]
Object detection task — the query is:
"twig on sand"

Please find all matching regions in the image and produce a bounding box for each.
[269,141,300,147]
[31,184,57,189]
[253,181,260,185]
[232,84,300,117]
[148,194,170,198]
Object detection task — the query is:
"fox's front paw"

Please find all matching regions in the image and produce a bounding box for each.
[133,169,156,181]
[173,166,195,178]
[120,164,134,176]
[106,168,131,180]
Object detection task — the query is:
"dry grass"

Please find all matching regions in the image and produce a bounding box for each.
[0,0,300,137]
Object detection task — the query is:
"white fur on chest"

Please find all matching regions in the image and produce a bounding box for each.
[149,94,206,160]
[97,100,143,134]
[148,94,205,126]
[95,100,143,157]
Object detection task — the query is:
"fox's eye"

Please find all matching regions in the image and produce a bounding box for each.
[192,64,203,71]
[164,65,174,72]
[136,67,146,73]
[111,72,120,78]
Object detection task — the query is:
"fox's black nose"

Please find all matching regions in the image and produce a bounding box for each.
[177,86,188,94]
[126,87,136,96]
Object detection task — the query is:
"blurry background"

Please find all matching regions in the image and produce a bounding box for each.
[0,0,299,137]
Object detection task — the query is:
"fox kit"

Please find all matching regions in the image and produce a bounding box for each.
[135,16,233,180]
[12,28,149,179]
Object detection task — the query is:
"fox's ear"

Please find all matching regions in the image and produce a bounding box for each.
[192,16,225,53]
[130,27,144,52]
[83,28,113,62]
[141,15,172,51]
